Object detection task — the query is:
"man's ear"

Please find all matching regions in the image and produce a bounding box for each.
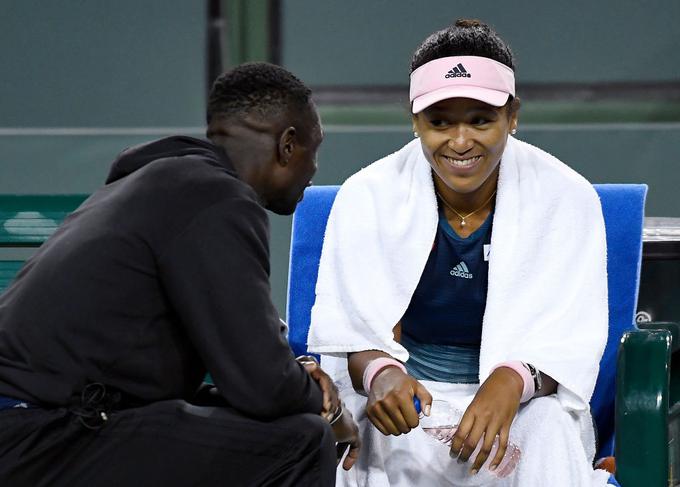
[277,126,297,166]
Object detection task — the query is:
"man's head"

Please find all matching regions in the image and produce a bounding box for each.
[206,63,322,215]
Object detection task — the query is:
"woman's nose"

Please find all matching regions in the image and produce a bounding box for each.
[447,126,473,153]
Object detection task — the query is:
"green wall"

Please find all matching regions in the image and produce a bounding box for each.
[1,1,205,127]
[282,0,680,85]
[0,0,206,194]
[1,1,679,316]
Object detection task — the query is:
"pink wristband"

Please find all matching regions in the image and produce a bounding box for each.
[491,361,535,403]
[362,357,407,393]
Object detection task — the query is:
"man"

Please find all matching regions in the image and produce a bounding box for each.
[0,62,359,486]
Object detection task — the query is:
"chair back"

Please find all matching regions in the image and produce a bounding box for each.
[286,183,647,459]
[590,184,647,457]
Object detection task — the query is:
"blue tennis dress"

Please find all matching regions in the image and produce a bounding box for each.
[400,208,493,383]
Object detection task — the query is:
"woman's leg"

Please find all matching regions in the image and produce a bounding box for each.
[335,383,481,487]
[502,396,611,487]
[335,381,611,487]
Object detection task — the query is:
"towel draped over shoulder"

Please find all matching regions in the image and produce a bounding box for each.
[308,136,608,412]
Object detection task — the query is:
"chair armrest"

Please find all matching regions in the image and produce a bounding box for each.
[616,329,671,487]
[637,321,680,352]
[638,322,680,417]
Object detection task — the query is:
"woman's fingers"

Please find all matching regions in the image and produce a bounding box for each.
[457,419,486,463]
[469,419,503,473]
[368,393,422,435]
[489,425,510,472]
[449,368,521,472]
[400,389,425,429]
[368,401,404,435]
[368,370,428,435]
[414,383,433,417]
[449,410,474,458]
[366,406,390,436]
[383,399,413,434]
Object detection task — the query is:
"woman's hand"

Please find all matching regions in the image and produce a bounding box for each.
[366,366,432,436]
[449,367,523,474]
[331,404,361,470]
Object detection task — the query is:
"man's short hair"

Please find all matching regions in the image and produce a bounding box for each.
[207,62,313,124]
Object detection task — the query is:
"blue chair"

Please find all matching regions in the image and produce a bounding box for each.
[287,184,653,486]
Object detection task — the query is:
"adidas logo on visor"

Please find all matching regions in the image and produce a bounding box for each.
[450,261,473,279]
[445,63,471,78]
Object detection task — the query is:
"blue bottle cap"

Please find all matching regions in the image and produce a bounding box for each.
[413,396,422,414]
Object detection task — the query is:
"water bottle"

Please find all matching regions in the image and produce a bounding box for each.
[414,398,521,480]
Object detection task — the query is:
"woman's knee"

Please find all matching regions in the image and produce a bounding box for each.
[516,396,582,441]
[521,395,565,419]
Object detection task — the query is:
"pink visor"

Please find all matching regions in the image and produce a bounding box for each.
[409,56,515,113]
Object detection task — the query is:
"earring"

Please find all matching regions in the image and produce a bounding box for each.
[510,128,517,135]
[414,132,419,138]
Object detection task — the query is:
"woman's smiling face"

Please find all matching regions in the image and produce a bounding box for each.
[413,97,518,195]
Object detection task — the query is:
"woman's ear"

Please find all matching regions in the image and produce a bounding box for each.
[508,96,520,133]
[509,96,521,117]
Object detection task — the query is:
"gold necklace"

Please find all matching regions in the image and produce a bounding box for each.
[435,189,497,227]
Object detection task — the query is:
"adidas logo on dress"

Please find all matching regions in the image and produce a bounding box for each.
[445,63,471,78]
[450,261,473,279]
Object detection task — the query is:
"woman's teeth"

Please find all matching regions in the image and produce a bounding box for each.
[443,155,481,167]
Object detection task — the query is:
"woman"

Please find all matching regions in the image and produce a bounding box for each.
[308,19,611,486]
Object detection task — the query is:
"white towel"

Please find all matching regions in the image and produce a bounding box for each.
[335,381,611,486]
[308,136,608,412]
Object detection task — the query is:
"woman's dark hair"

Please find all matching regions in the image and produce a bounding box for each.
[410,19,515,74]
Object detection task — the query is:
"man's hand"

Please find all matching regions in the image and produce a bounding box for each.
[366,367,432,436]
[297,357,361,470]
[331,404,361,470]
[449,367,522,474]
[298,357,340,420]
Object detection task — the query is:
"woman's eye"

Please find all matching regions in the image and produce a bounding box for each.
[472,117,490,126]
[429,119,448,127]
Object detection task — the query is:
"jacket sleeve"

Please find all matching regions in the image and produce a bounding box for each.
[157,196,323,419]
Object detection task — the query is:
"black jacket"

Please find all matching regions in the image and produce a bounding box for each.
[0,136,322,419]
